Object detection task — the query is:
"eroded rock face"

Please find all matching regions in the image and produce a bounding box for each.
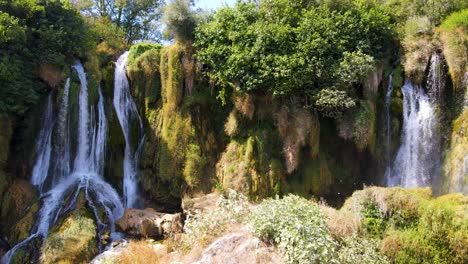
[192,232,283,264]
[39,209,98,264]
[116,208,182,238]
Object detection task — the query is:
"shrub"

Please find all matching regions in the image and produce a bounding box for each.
[250,195,337,264]
[439,9,467,88]
[337,236,390,264]
[380,194,468,263]
[319,204,360,240]
[314,89,356,118]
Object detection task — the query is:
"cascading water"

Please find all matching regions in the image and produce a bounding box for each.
[383,73,394,178]
[427,53,445,102]
[30,94,55,193]
[51,79,71,186]
[2,62,124,264]
[113,52,145,209]
[386,80,440,188]
[385,54,445,189]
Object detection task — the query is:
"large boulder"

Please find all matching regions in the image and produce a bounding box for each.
[182,192,220,215]
[192,232,283,264]
[116,208,182,238]
[39,210,98,264]
[39,192,99,264]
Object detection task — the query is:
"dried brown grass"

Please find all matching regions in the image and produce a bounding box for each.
[224,110,239,136]
[233,93,255,119]
[275,106,315,173]
[119,240,162,264]
[319,204,360,240]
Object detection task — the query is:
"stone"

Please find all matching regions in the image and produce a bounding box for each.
[192,232,283,264]
[40,210,98,264]
[182,192,220,215]
[116,208,182,238]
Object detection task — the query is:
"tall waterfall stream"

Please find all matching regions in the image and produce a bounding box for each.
[385,54,443,188]
[2,56,144,263]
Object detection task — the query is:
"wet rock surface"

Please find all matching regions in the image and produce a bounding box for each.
[116,208,183,238]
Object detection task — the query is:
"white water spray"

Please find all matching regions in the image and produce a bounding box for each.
[113,52,145,208]
[386,80,440,188]
[2,62,124,264]
[30,94,55,193]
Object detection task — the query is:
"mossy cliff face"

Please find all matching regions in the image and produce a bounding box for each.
[444,108,468,193]
[128,42,217,209]
[126,42,387,203]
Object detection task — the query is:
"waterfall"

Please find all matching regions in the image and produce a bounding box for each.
[113,52,145,209]
[427,53,445,102]
[384,73,394,168]
[386,80,440,188]
[30,95,55,193]
[73,62,91,172]
[2,62,124,264]
[52,78,71,186]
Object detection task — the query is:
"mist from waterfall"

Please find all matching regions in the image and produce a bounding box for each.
[385,54,445,189]
[2,62,124,264]
[113,52,145,209]
[386,79,441,188]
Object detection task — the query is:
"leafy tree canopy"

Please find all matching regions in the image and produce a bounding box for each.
[195,0,394,117]
[0,0,93,114]
[76,0,163,43]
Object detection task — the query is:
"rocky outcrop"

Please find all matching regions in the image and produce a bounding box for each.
[192,232,283,264]
[39,194,99,264]
[116,208,182,238]
[182,192,220,215]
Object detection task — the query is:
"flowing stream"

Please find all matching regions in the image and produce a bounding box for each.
[385,54,444,188]
[113,52,145,209]
[386,80,440,187]
[2,62,124,263]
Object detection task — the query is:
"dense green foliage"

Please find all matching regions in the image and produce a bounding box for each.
[0,0,91,114]
[76,0,163,42]
[439,9,468,88]
[251,195,337,263]
[195,0,393,116]
[382,0,467,26]
[162,0,198,42]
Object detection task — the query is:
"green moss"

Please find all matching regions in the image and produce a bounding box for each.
[40,205,98,263]
[381,196,468,264]
[10,236,42,264]
[10,201,39,245]
[127,43,162,68]
[353,100,376,152]
[393,65,404,89]
[127,47,162,110]
[183,143,207,188]
[443,109,468,193]
[160,43,184,114]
